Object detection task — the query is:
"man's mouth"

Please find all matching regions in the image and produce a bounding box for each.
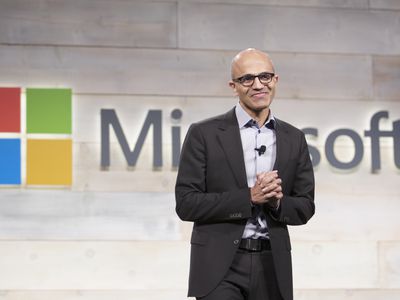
[251,92,268,98]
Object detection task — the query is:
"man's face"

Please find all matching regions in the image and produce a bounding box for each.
[229,53,278,115]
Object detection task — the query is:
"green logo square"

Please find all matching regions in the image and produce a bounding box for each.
[26,88,72,134]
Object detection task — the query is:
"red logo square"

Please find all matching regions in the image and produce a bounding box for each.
[0,87,21,133]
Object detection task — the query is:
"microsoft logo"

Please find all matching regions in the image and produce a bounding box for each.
[0,87,72,186]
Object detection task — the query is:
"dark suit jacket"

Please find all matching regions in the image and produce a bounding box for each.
[175,107,315,300]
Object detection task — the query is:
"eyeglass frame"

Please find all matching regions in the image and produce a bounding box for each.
[232,72,276,87]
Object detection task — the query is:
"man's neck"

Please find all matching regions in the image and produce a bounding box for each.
[240,103,270,127]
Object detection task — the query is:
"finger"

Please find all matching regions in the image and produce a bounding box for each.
[258,170,277,179]
[256,172,268,185]
[263,191,278,199]
[263,178,281,188]
[251,184,266,198]
[256,173,263,181]
[262,182,280,193]
[260,174,278,185]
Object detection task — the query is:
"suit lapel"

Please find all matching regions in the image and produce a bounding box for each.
[273,118,291,173]
[217,108,248,188]
[215,111,292,186]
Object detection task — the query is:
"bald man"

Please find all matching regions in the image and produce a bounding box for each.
[175,49,315,300]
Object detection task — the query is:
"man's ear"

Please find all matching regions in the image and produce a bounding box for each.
[229,81,238,96]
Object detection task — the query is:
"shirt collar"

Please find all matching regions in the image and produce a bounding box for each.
[235,103,275,129]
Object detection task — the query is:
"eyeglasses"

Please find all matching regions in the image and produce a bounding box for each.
[232,72,275,87]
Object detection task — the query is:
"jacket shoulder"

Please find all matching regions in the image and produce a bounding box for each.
[275,118,304,136]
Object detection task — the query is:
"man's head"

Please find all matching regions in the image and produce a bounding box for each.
[229,48,278,118]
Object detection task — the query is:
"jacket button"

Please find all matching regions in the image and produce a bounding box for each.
[234,239,239,245]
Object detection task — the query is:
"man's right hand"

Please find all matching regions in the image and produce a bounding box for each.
[250,170,283,207]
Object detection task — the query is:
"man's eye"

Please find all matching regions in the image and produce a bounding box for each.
[259,73,271,80]
[241,75,254,82]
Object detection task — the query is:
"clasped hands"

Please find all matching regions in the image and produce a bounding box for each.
[250,170,282,209]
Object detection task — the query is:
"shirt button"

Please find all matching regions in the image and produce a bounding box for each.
[234,239,240,245]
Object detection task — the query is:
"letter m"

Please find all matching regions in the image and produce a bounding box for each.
[101,109,162,168]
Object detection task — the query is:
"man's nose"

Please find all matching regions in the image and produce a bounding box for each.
[252,77,264,89]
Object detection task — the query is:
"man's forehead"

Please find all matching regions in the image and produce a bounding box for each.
[232,55,274,76]
[231,49,275,76]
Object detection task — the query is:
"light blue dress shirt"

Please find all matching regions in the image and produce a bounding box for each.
[235,103,277,239]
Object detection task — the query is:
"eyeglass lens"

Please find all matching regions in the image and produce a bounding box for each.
[237,72,274,86]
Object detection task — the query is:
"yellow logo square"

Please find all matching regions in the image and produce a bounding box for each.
[27,139,72,186]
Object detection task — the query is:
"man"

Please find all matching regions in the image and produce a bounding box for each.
[175,48,315,300]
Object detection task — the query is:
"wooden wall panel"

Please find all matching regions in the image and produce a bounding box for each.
[161,0,370,9]
[179,3,400,54]
[373,56,400,100]
[379,241,400,288]
[370,0,400,10]
[0,191,179,240]
[0,46,374,100]
[0,241,189,289]
[292,241,378,288]
[0,290,189,300]
[0,0,177,48]
[290,192,400,242]
[296,290,400,300]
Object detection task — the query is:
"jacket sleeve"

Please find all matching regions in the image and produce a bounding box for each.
[175,124,252,223]
[270,132,315,225]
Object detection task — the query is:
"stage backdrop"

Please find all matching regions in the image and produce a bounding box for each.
[0,0,399,299]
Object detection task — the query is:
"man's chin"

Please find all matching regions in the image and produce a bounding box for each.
[251,105,270,113]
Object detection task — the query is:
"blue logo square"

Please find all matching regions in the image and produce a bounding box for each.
[0,139,21,184]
